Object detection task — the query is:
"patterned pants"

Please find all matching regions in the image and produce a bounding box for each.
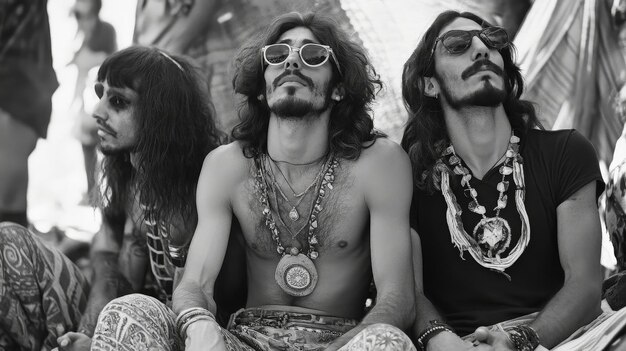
[0,222,90,351]
[92,294,416,351]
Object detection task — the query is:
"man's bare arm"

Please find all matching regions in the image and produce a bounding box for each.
[475,181,603,350]
[412,231,476,351]
[77,219,143,336]
[173,145,238,316]
[528,181,603,347]
[328,140,416,349]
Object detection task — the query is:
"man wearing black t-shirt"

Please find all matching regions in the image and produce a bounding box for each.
[401,10,613,351]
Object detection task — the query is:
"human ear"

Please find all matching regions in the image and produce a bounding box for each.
[331,84,345,101]
[423,77,440,98]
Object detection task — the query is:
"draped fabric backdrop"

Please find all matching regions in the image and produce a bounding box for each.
[515,0,626,166]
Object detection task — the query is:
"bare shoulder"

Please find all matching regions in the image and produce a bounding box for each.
[357,137,411,171]
[197,141,253,202]
[201,141,250,179]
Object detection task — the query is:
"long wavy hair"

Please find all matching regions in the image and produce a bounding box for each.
[231,12,383,160]
[96,46,223,239]
[400,11,543,193]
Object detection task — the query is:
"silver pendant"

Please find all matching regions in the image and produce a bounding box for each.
[275,253,318,296]
[288,207,300,221]
[473,217,512,259]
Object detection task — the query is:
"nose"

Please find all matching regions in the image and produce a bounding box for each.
[470,36,490,61]
[92,96,107,121]
[283,48,301,70]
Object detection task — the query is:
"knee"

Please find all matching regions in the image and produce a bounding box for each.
[97,293,175,328]
[348,324,415,351]
[0,222,36,256]
[94,294,177,349]
[99,294,164,317]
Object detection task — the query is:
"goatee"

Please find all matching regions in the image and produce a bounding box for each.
[443,79,506,109]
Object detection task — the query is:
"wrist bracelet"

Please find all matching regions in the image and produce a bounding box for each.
[175,307,216,339]
[416,320,454,351]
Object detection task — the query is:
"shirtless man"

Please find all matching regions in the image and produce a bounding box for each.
[174,11,416,350]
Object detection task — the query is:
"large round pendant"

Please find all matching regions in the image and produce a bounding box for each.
[275,253,318,296]
[473,217,512,259]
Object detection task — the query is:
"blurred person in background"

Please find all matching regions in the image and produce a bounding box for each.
[0,46,221,351]
[69,0,117,204]
[0,0,58,227]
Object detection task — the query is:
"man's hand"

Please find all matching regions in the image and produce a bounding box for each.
[472,326,515,351]
[426,331,485,351]
[53,325,92,351]
[185,319,227,351]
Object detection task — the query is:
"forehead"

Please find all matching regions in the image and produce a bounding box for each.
[276,26,320,46]
[438,17,482,36]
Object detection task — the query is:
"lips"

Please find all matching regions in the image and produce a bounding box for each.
[96,119,116,137]
[277,76,307,86]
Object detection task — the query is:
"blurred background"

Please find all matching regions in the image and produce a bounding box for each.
[4,0,626,270]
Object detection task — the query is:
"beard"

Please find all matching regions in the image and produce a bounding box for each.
[441,78,506,109]
[268,83,334,120]
[98,143,135,156]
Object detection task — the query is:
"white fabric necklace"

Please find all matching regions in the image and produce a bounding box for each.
[439,134,530,278]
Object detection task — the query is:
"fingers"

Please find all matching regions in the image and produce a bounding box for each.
[473,326,491,342]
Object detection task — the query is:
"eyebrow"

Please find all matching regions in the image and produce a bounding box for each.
[276,38,317,45]
[97,82,138,98]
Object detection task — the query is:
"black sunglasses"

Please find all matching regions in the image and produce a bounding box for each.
[432,27,510,55]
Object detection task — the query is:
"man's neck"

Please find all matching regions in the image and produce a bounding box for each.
[443,104,512,179]
[266,112,330,165]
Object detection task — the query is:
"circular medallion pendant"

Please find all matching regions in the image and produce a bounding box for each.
[473,217,512,259]
[274,253,318,296]
[288,207,300,221]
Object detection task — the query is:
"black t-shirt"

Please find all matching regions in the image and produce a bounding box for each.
[411,129,605,336]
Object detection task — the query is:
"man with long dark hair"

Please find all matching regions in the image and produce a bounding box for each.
[401,10,615,351]
[0,46,221,350]
[178,11,416,350]
[98,11,416,351]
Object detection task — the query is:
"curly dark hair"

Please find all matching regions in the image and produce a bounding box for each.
[96,46,223,241]
[231,11,384,160]
[400,10,543,193]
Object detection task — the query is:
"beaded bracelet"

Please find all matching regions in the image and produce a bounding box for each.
[416,320,454,351]
[506,324,540,351]
[175,307,217,340]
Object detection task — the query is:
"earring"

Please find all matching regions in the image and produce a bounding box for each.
[257,94,264,101]
[332,94,342,101]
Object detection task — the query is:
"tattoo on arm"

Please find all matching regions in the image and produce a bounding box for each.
[78,251,133,336]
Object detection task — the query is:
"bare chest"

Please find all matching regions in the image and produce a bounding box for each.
[232,160,369,259]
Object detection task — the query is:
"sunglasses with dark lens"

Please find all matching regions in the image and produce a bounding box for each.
[433,27,509,55]
[261,43,342,76]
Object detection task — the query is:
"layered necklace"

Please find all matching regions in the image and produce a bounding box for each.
[254,153,338,296]
[268,156,326,223]
[438,134,530,278]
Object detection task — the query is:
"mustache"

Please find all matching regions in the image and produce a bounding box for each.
[272,69,314,88]
[95,118,117,137]
[461,60,504,80]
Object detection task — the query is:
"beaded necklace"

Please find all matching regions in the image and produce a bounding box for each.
[439,134,530,278]
[254,153,338,296]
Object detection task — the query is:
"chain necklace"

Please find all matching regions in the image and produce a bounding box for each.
[268,156,326,221]
[254,154,339,296]
[265,158,319,238]
[439,134,530,278]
